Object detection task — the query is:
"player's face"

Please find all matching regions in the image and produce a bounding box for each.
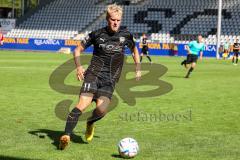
[198,36,203,43]
[107,13,122,32]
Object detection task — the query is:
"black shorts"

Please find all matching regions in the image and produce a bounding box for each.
[233,51,239,57]
[80,72,115,101]
[142,46,149,55]
[186,54,198,63]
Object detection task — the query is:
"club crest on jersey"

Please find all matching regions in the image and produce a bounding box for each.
[120,37,125,43]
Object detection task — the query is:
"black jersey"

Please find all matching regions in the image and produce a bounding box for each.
[233,43,240,52]
[81,26,135,82]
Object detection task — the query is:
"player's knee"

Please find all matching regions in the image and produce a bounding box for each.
[96,97,110,114]
[76,93,93,111]
[96,108,107,116]
[76,98,93,111]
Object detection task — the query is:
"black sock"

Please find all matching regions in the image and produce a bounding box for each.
[64,107,82,135]
[140,56,143,62]
[232,57,235,63]
[147,56,152,62]
[181,60,186,65]
[236,57,238,64]
[87,109,105,125]
[186,67,194,78]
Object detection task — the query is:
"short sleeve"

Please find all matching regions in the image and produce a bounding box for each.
[126,33,136,50]
[188,41,194,48]
[81,32,95,49]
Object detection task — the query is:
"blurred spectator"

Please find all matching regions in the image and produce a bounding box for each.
[0,24,4,45]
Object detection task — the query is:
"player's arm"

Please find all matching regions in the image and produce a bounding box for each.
[186,46,190,54]
[127,32,141,80]
[74,43,85,81]
[199,51,203,61]
[131,46,141,81]
[74,32,94,81]
[199,45,204,61]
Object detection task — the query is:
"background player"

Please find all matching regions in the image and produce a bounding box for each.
[232,39,240,65]
[0,24,3,46]
[140,33,152,64]
[181,35,205,78]
[59,4,141,150]
[222,38,230,60]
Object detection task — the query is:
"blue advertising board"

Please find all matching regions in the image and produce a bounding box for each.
[0,37,218,57]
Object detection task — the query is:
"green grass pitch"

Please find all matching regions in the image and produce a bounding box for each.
[0,50,240,160]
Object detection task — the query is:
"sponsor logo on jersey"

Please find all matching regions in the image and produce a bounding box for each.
[120,37,125,43]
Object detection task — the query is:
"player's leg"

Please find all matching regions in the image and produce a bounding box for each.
[232,52,236,64]
[225,50,230,60]
[85,80,114,142]
[223,50,227,60]
[185,62,196,78]
[59,93,93,150]
[185,54,192,69]
[85,96,110,142]
[185,54,197,78]
[140,53,143,63]
[144,47,152,63]
[182,54,190,68]
[147,55,152,63]
[141,47,148,63]
[146,51,152,63]
[236,52,239,64]
[181,59,187,66]
[65,93,94,135]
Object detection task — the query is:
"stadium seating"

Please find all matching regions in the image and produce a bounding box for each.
[5,0,240,44]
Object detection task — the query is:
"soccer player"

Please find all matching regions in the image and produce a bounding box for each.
[181,35,204,78]
[0,24,3,46]
[140,33,152,64]
[232,39,240,65]
[222,39,230,60]
[59,4,141,150]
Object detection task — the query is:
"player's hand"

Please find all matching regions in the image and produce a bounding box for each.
[76,66,85,81]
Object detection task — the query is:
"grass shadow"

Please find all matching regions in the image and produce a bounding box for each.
[0,155,41,160]
[28,129,88,150]
[111,154,124,159]
[167,75,184,78]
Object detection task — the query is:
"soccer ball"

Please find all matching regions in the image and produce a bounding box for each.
[118,137,139,158]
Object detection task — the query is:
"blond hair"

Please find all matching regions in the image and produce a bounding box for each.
[106,4,123,19]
